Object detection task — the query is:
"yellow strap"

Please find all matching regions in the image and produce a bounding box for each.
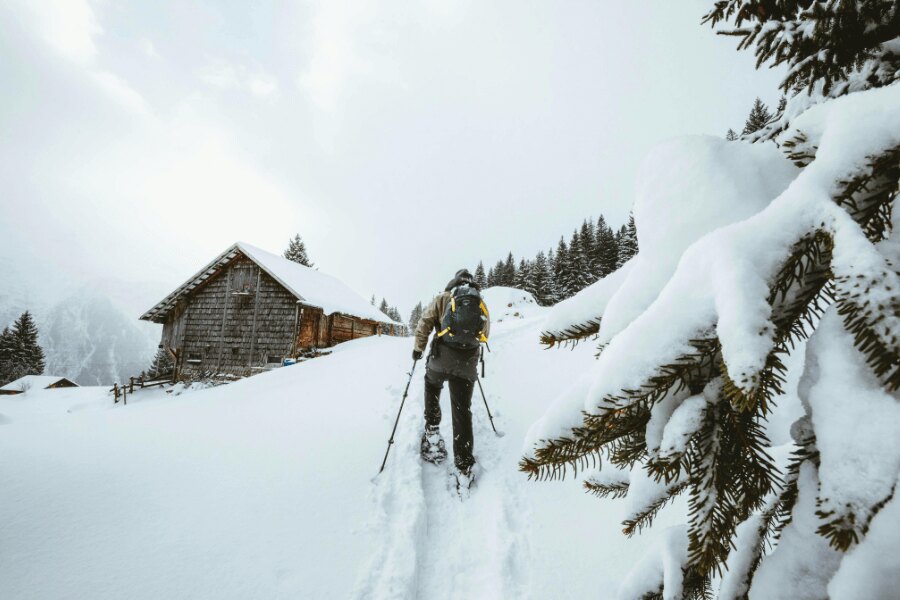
[479,301,489,317]
[479,333,488,343]
[436,327,451,337]
[450,297,456,313]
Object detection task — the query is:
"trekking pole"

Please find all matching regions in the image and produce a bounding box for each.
[476,377,502,436]
[378,360,418,474]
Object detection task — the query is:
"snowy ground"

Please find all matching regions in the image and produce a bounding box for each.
[1,289,687,599]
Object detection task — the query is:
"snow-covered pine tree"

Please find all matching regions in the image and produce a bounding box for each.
[370,294,376,306]
[502,253,517,287]
[595,217,619,277]
[515,259,531,290]
[579,219,598,279]
[553,237,572,299]
[742,97,772,136]
[283,234,314,267]
[378,299,390,317]
[530,251,552,306]
[6,311,45,383]
[474,261,487,289]
[493,260,506,286]
[408,302,424,331]
[146,347,174,380]
[0,326,15,385]
[523,3,900,597]
[706,0,900,98]
[544,249,560,305]
[725,128,739,141]
[565,230,592,293]
[617,212,639,268]
[388,306,402,323]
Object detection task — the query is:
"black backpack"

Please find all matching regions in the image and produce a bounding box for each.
[436,285,489,349]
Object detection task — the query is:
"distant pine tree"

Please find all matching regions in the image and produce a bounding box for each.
[6,311,45,383]
[617,212,639,267]
[544,249,560,305]
[515,259,531,290]
[474,261,487,289]
[283,234,314,267]
[565,230,593,294]
[595,217,619,277]
[503,253,517,287]
[742,97,772,136]
[378,298,390,316]
[486,265,497,287]
[493,260,506,287]
[370,294,376,306]
[725,128,738,141]
[0,326,16,386]
[579,219,598,279]
[553,237,571,299]
[530,251,553,305]
[408,302,424,331]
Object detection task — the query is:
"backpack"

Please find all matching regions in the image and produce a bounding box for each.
[436,285,489,349]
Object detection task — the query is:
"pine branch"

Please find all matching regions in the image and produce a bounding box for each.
[622,480,689,536]
[539,318,602,348]
[583,478,629,499]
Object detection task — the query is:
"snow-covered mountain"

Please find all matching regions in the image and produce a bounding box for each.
[39,290,158,386]
[0,269,159,385]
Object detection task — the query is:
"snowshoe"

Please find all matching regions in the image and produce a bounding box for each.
[453,464,477,498]
[420,426,447,465]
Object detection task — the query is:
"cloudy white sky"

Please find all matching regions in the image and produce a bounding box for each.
[0,0,784,317]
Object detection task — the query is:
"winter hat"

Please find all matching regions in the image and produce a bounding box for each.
[445,269,475,291]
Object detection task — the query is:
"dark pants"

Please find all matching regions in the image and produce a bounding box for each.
[424,368,475,471]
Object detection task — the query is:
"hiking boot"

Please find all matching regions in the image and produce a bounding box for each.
[454,463,476,495]
[420,425,447,465]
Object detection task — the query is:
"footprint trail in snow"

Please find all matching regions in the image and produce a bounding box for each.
[353,368,530,600]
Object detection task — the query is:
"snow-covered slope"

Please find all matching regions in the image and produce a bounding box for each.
[0,291,676,599]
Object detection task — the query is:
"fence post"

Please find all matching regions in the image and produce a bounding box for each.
[113,383,119,403]
[123,384,127,406]
[129,377,134,393]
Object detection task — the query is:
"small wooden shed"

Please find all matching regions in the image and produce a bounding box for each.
[0,375,79,395]
[140,242,401,380]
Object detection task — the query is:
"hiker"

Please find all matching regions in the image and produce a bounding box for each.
[413,269,490,489]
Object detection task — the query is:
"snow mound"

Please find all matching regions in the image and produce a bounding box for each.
[526,83,900,449]
[481,287,541,323]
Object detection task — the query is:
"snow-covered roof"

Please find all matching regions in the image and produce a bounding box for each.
[0,375,79,392]
[140,242,398,325]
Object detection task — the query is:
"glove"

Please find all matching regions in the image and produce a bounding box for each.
[412,349,423,361]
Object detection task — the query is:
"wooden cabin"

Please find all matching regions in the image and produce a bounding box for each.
[0,375,79,395]
[140,242,402,380]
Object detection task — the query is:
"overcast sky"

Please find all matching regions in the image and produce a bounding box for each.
[0,0,784,317]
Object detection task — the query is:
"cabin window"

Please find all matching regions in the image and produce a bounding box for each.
[187,352,202,364]
[267,355,282,365]
[231,266,256,295]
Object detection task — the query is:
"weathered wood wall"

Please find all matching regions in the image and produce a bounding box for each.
[163,256,297,379]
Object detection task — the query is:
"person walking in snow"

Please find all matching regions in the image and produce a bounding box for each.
[412,269,490,490]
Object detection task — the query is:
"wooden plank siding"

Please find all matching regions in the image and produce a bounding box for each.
[157,253,396,381]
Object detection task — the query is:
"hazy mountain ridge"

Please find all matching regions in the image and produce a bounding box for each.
[1,276,159,386]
